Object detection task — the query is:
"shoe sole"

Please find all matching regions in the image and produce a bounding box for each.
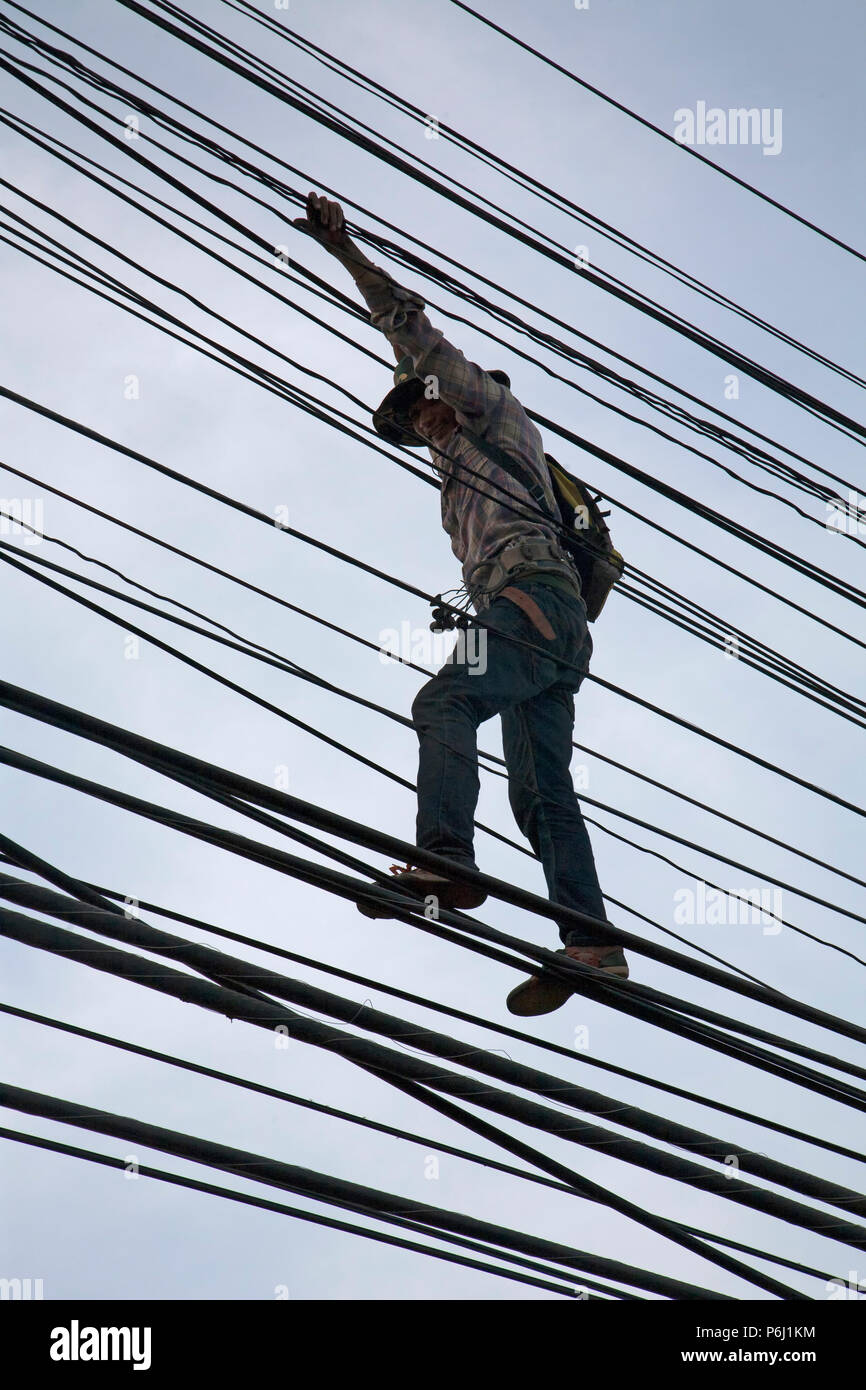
[507,962,629,1017]
[358,884,488,920]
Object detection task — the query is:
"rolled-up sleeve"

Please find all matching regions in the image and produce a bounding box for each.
[354,265,503,425]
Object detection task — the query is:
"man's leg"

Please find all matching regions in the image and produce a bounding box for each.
[411,612,545,870]
[502,691,627,1013]
[359,593,551,919]
[501,687,607,945]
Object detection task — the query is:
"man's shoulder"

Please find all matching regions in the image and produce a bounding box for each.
[473,396,547,472]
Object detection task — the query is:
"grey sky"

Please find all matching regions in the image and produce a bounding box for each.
[1,0,864,1300]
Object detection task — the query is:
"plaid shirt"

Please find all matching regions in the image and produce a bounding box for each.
[355,264,573,603]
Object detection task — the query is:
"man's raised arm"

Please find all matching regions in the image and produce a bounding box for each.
[294,191,504,424]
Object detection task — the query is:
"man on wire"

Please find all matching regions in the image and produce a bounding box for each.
[295,192,627,1013]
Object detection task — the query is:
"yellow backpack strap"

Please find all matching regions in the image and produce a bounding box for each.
[547,459,583,511]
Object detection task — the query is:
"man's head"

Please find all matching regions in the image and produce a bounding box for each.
[408,395,457,449]
[373,358,512,449]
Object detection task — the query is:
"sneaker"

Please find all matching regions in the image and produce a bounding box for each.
[506,944,629,1017]
[357,864,488,920]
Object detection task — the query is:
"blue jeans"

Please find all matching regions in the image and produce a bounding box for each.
[411,580,607,945]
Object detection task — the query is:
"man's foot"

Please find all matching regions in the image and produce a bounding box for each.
[506,944,629,1017]
[357,864,488,920]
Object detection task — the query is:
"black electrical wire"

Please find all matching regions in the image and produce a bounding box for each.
[0,540,433,797]
[4,877,858,1166]
[6,193,866,956]
[13,739,862,1104]
[0,1126,603,1299]
[3,456,864,907]
[154,0,866,400]
[0,185,381,424]
[3,31,861,631]
[0,873,806,1301]
[3,130,837,576]
[6,160,866,681]
[448,0,866,267]
[5,740,866,1111]
[0,998,783,1214]
[313,212,866,498]
[3,675,865,1056]
[0,507,834,1004]
[2,106,849,541]
[221,0,866,394]
[0,37,356,310]
[5,185,866,679]
[4,0,864,492]
[1,772,845,1289]
[5,200,866,733]
[14,513,863,942]
[0,1126,801,1298]
[5,528,864,979]
[0,102,381,340]
[626,564,866,720]
[7,0,857,506]
[1,0,861,1295]
[103,0,866,444]
[0,203,387,454]
[0,888,849,1292]
[584,474,866,656]
[532,397,866,607]
[0,1000,597,1199]
[4,382,865,832]
[4,1000,852,1289]
[0,1085,642,1300]
[17,0,839,416]
[29,763,866,1108]
[612,579,866,729]
[0,1076,736,1300]
[2,895,862,1277]
[352,1061,805,1301]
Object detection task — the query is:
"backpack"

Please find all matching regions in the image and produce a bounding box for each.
[544,454,625,621]
[459,427,625,621]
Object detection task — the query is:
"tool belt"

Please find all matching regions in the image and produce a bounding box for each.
[469,535,584,612]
